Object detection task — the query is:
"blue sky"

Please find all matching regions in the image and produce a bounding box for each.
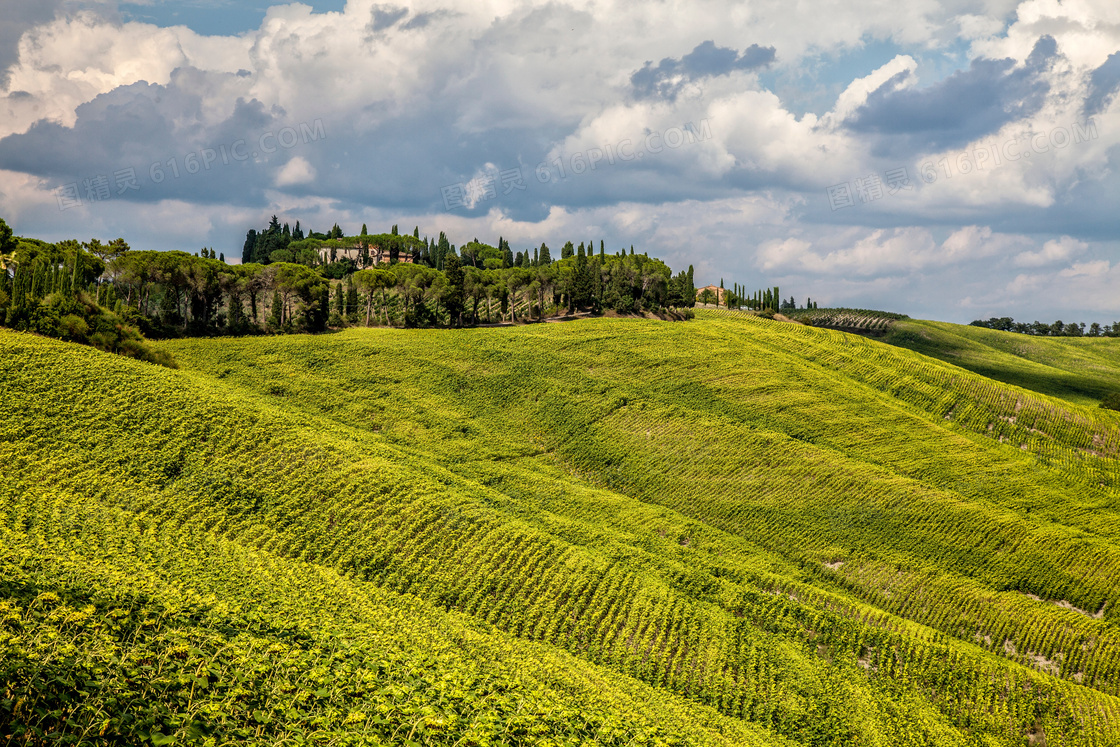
[0,0,1117,323]
[118,0,347,36]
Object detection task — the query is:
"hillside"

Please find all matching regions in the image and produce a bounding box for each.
[883,319,1120,407]
[4,309,1120,746]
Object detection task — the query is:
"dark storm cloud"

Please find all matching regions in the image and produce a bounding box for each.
[631,40,776,100]
[1084,51,1120,117]
[0,68,286,206]
[847,36,1057,153]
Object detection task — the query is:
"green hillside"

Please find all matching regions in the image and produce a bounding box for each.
[884,319,1120,407]
[4,309,1120,746]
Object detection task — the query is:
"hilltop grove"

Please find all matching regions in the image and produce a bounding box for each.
[0,216,719,365]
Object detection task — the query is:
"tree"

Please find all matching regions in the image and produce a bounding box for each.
[242,229,258,264]
[268,288,284,328]
[539,243,552,265]
[346,279,359,323]
[353,269,395,325]
[443,254,465,325]
[0,218,17,275]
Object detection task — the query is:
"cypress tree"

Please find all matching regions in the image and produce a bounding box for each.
[539,243,552,265]
[361,223,368,236]
[443,253,464,326]
[269,289,284,328]
[346,280,358,320]
[242,229,257,264]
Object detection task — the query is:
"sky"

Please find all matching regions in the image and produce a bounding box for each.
[0,0,1117,323]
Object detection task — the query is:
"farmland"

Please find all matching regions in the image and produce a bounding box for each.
[3,308,1120,745]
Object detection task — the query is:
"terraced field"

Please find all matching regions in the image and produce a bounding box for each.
[3,308,1120,745]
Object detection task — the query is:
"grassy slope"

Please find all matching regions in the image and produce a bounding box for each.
[883,318,1120,406]
[4,309,1120,745]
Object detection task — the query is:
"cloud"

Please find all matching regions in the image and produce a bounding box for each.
[1058,259,1109,277]
[825,55,918,126]
[276,155,316,186]
[941,225,1031,261]
[846,36,1057,152]
[1014,235,1088,266]
[367,4,409,33]
[757,227,940,276]
[631,40,776,100]
[1084,51,1120,116]
[0,0,64,89]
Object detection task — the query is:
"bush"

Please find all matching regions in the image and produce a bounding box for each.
[1101,393,1120,412]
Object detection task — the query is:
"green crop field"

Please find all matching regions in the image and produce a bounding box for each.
[882,319,1120,407]
[4,308,1120,746]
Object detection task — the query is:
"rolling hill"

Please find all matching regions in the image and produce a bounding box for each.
[3,308,1120,746]
[883,319,1120,407]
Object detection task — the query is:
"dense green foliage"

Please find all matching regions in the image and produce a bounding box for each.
[970,316,1120,337]
[4,309,1120,745]
[0,218,698,347]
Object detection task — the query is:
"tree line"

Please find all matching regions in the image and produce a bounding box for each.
[0,217,706,363]
[970,316,1120,337]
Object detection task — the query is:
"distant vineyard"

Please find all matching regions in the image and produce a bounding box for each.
[786,307,907,332]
